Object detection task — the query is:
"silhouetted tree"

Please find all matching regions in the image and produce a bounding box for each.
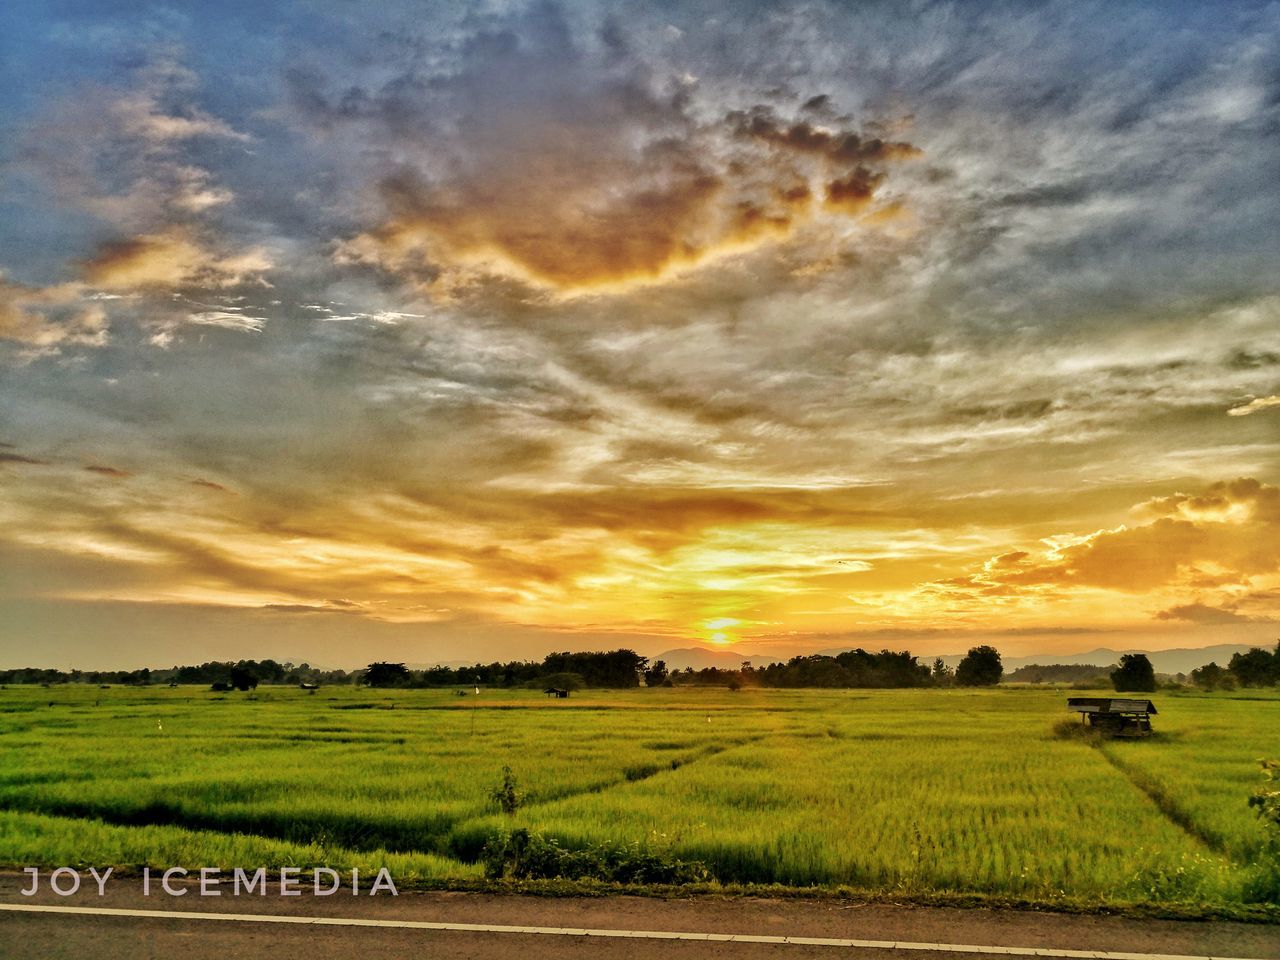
[1110,653,1156,693]
[1228,644,1280,687]
[541,650,646,687]
[1190,661,1228,691]
[955,646,1003,686]
[644,659,669,687]
[229,665,259,691]
[362,662,412,687]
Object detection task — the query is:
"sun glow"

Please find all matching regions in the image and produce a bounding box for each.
[702,617,742,646]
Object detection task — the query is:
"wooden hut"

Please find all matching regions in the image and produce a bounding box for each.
[1067,697,1156,737]
[544,687,569,699]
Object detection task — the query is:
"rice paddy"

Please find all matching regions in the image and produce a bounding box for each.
[0,684,1276,914]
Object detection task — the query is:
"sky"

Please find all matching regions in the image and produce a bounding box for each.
[1,0,1279,670]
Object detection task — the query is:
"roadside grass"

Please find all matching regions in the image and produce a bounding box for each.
[0,809,478,882]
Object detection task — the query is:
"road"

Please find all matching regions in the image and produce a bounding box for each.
[1,873,1276,960]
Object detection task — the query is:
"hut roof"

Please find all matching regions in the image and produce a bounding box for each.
[1067,697,1157,715]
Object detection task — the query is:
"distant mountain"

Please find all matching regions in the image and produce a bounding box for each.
[999,644,1265,675]
[654,647,786,670]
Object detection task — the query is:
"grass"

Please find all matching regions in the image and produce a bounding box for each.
[0,683,1276,918]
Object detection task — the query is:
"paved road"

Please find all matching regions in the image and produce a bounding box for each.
[1,873,1277,960]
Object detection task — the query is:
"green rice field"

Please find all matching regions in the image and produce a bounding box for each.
[0,684,1276,915]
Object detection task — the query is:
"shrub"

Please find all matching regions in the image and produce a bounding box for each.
[1051,717,1101,743]
[1250,760,1280,829]
[490,766,524,815]
[481,828,710,884]
[1246,760,1280,902]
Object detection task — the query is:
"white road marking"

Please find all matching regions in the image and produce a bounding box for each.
[0,903,1270,960]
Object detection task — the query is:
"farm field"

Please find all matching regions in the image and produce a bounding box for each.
[0,684,1276,917]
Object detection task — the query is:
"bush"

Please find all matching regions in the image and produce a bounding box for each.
[490,766,524,815]
[1250,760,1280,829]
[1246,760,1280,902]
[481,829,710,884]
[1051,717,1101,743]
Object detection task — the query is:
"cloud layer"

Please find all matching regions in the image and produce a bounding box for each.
[318,9,919,293]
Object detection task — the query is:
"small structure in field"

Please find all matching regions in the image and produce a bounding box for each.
[299,682,319,690]
[545,687,569,699]
[1067,697,1157,737]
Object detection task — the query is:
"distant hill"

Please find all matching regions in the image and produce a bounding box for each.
[1005,663,1110,683]
[998,644,1262,675]
[654,647,786,671]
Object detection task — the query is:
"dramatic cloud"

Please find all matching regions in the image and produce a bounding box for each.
[1,2,1278,666]
[928,480,1280,620]
[319,7,918,293]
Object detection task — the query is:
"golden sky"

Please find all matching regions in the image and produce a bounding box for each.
[1,2,1279,667]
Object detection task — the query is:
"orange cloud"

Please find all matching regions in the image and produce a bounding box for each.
[0,279,107,350]
[338,103,919,294]
[942,478,1280,596]
[81,229,271,292]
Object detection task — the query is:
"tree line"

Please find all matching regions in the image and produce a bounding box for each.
[0,659,352,688]
[1189,643,1280,691]
[360,646,1007,690]
[0,647,1007,689]
[362,650,653,689]
[5,642,1275,691]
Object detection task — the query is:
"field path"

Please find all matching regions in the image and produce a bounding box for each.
[1,873,1276,960]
